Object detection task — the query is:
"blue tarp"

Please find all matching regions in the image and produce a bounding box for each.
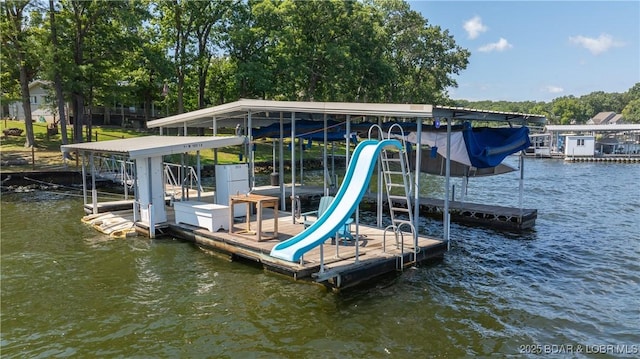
[462,122,531,168]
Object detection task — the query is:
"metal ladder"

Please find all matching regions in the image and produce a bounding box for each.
[369,124,418,270]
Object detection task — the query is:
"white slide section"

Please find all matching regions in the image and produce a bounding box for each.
[270,139,402,262]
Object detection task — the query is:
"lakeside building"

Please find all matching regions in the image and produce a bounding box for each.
[542,124,640,159]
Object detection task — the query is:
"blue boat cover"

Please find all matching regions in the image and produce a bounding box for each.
[462,122,531,168]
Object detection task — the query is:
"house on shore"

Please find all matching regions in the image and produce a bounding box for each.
[587,111,625,125]
[4,80,160,128]
[6,80,59,124]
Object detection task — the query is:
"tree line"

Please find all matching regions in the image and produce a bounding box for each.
[2,0,638,149]
[459,83,640,127]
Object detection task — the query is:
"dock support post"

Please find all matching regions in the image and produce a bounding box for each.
[90,153,97,214]
[519,153,524,219]
[81,152,87,208]
[248,110,255,190]
[290,112,296,224]
[279,113,285,211]
[444,118,452,250]
[345,115,351,164]
[196,150,201,201]
[213,116,218,165]
[149,203,155,239]
[377,116,383,228]
[414,117,423,229]
[355,209,360,263]
[323,114,328,195]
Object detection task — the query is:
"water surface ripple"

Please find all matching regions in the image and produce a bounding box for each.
[1,159,638,357]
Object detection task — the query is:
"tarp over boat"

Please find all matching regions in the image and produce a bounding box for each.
[403,123,531,177]
[462,122,531,168]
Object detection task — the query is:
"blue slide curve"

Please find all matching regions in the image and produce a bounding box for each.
[270,139,403,262]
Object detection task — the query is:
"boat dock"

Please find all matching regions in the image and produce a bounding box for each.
[564,155,640,163]
[414,197,537,231]
[61,99,549,292]
[83,206,447,291]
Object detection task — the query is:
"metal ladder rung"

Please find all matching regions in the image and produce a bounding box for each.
[393,219,413,225]
[384,171,404,176]
[390,207,411,213]
[388,195,408,201]
[386,183,405,188]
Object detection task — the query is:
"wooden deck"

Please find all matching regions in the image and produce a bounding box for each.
[168,208,446,291]
[82,205,447,291]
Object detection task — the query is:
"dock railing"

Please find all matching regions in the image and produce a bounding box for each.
[163,162,203,198]
[93,155,203,199]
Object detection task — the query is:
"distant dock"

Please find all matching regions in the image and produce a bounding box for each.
[564,155,640,163]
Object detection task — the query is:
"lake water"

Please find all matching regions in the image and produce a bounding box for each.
[1,158,639,358]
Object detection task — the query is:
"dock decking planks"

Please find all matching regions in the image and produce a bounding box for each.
[92,205,448,291]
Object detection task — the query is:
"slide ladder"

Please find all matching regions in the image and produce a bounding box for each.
[370,124,418,269]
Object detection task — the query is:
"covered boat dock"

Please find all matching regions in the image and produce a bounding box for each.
[63,99,545,290]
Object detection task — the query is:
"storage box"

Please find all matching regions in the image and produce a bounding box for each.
[174,201,229,232]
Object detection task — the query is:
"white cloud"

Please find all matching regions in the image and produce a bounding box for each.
[569,33,624,55]
[463,16,487,39]
[478,38,513,52]
[544,85,564,94]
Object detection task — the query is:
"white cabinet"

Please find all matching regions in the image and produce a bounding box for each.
[174,201,229,232]
[215,164,249,217]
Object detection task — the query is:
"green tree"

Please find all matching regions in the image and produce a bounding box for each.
[47,0,70,147]
[226,0,282,99]
[207,56,238,105]
[375,0,469,104]
[621,98,640,123]
[1,0,42,147]
[551,96,587,125]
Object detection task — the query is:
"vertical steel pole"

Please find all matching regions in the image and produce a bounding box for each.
[291,112,296,223]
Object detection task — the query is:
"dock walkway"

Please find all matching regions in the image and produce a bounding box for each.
[83,206,446,291]
[415,197,537,231]
[169,208,446,291]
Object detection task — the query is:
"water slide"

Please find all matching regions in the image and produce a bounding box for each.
[270,139,402,262]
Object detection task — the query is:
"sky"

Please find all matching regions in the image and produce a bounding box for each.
[409,1,640,102]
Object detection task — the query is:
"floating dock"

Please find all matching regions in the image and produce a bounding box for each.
[564,156,640,163]
[414,197,537,231]
[83,206,447,291]
[62,100,551,292]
